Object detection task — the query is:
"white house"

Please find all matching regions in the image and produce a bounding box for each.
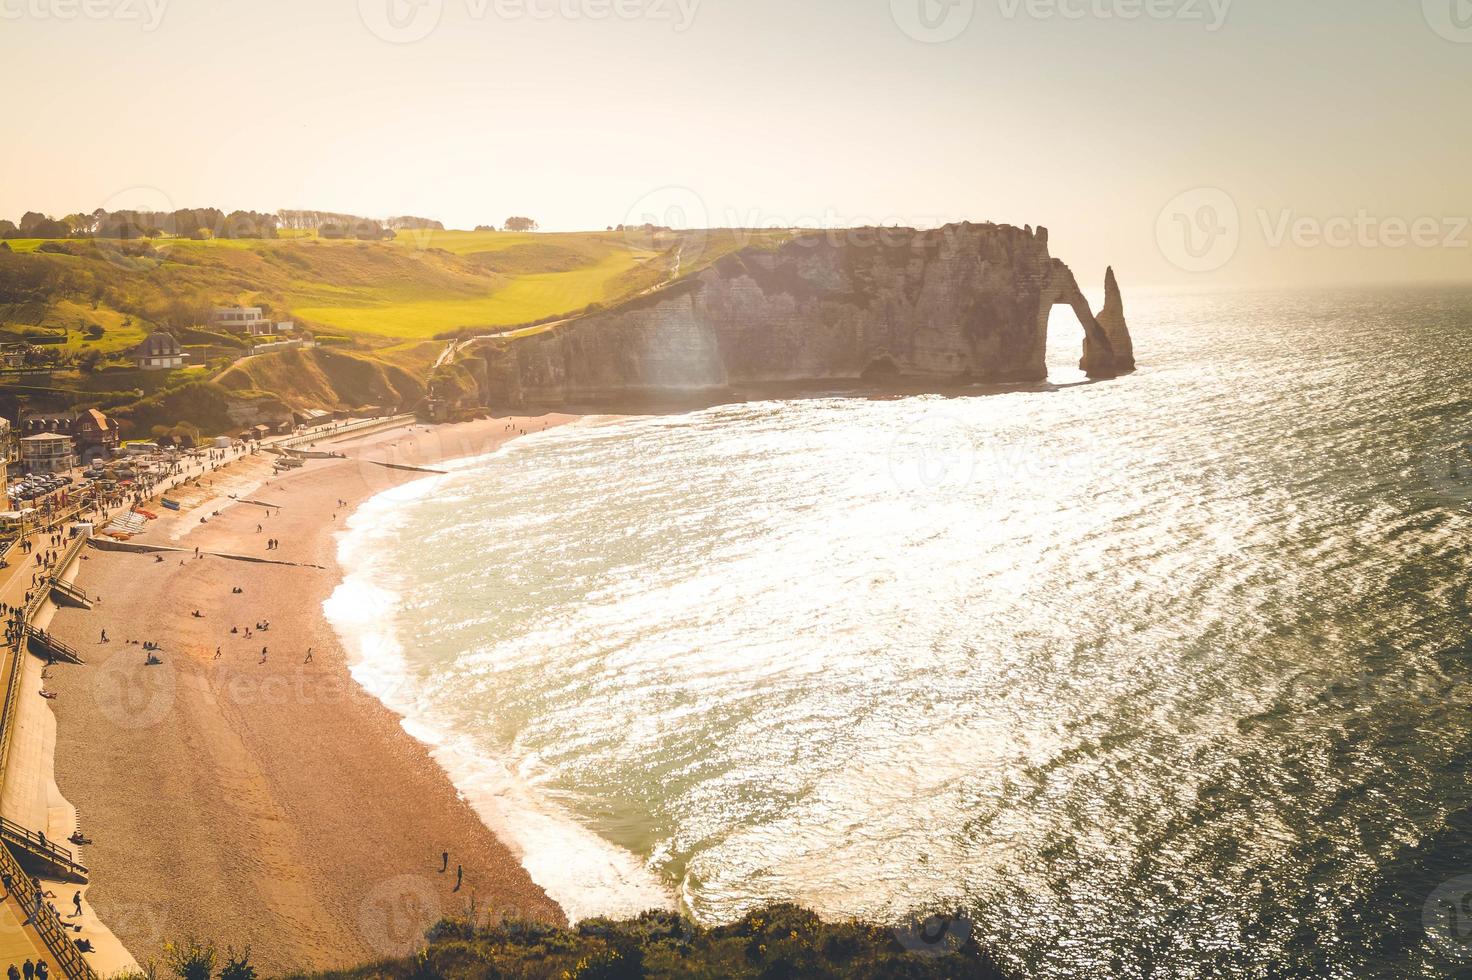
[133,332,187,370]
[20,433,76,474]
[211,307,273,337]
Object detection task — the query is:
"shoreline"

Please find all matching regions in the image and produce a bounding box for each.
[42,416,578,974]
[322,430,677,921]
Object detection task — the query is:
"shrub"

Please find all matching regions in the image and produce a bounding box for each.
[218,948,255,980]
[165,937,217,980]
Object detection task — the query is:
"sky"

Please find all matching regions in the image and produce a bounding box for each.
[2,0,1470,287]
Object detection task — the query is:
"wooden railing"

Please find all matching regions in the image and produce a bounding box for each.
[274,414,415,451]
[0,815,87,880]
[0,529,97,979]
[0,531,89,801]
[0,834,97,980]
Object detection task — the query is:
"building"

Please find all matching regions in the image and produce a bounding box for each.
[133,332,187,370]
[0,418,15,473]
[20,433,76,474]
[73,408,120,463]
[20,412,74,435]
[211,307,273,337]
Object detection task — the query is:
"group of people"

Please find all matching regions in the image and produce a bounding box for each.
[5,959,49,980]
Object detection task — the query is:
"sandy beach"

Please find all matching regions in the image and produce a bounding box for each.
[39,415,578,975]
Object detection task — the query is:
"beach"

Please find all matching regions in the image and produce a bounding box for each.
[39,416,577,975]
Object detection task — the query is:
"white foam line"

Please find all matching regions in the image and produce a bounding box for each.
[323,424,674,922]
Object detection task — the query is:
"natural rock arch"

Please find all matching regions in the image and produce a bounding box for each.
[1042,259,1119,379]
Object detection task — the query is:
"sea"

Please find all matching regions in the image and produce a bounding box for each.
[324,285,1472,978]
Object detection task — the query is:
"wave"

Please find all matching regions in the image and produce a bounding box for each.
[322,428,674,922]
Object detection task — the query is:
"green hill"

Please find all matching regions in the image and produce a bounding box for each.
[0,227,790,435]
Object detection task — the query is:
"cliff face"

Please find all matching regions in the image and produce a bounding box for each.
[466,223,1132,410]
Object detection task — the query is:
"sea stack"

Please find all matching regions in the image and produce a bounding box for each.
[1083,266,1135,374]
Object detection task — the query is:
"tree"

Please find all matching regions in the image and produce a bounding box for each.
[77,349,103,373]
[504,216,539,232]
[0,219,19,239]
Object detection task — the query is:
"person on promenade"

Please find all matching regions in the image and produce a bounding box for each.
[7,962,19,980]
[21,960,32,980]
[72,891,81,917]
[34,963,46,980]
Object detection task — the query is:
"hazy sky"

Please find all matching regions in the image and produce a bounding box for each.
[2,0,1469,286]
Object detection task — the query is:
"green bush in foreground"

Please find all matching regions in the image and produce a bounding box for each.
[303,905,1011,980]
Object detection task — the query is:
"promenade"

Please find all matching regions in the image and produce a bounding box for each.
[0,415,416,978]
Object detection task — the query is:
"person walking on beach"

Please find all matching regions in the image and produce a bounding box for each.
[454,864,463,891]
[440,851,448,873]
[303,648,313,664]
[260,647,267,664]
[72,891,81,917]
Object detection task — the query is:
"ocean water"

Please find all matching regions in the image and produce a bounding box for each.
[325,285,1472,977]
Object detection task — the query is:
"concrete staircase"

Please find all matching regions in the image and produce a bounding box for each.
[0,816,88,883]
[24,628,85,666]
[48,578,93,610]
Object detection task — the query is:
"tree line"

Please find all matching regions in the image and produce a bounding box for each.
[0,208,449,242]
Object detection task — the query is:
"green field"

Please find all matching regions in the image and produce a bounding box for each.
[0,227,794,342]
[288,233,668,338]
